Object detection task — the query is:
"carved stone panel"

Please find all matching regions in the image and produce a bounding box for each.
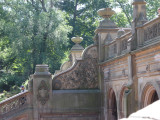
[52,46,98,90]
[144,22,160,41]
[37,80,49,105]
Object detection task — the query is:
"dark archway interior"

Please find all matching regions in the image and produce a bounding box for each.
[112,92,117,120]
[151,91,159,104]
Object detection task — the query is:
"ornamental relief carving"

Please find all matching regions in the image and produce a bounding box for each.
[37,80,49,105]
[52,46,98,90]
[1,95,27,114]
[144,22,160,41]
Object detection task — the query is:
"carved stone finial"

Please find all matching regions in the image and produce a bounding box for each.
[97,8,115,18]
[97,8,117,29]
[71,37,84,51]
[71,37,83,44]
[71,36,84,63]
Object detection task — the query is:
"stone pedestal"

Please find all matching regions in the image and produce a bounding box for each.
[71,37,84,63]
[32,64,52,120]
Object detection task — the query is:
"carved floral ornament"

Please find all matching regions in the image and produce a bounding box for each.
[37,80,49,105]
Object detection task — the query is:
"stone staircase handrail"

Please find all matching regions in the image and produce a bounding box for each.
[0,91,30,117]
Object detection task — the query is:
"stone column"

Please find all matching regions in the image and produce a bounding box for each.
[71,37,84,63]
[137,28,144,47]
[32,64,52,120]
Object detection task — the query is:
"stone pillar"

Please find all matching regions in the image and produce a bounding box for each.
[132,0,147,31]
[71,37,84,63]
[96,8,117,62]
[32,64,52,120]
[137,28,144,47]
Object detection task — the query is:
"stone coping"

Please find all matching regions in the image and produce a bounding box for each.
[53,45,96,78]
[136,16,160,29]
[0,91,29,104]
[95,28,131,33]
[104,32,132,46]
[52,89,100,93]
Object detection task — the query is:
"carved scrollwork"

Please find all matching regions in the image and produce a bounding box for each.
[37,80,49,105]
[53,46,98,90]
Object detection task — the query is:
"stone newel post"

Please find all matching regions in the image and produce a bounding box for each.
[71,37,84,63]
[32,64,52,120]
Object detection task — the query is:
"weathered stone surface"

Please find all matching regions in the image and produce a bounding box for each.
[2,1,160,120]
[52,46,98,90]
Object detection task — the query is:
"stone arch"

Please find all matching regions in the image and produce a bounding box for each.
[141,83,159,108]
[119,86,128,119]
[108,88,118,120]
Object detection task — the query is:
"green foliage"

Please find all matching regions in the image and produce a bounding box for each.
[146,0,160,20]
[56,0,111,48]
[111,12,129,27]
[0,0,72,92]
[0,73,22,92]
[0,0,160,96]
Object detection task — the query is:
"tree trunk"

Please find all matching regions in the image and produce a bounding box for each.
[72,0,78,37]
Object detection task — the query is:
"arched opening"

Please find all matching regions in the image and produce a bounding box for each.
[141,84,159,108]
[108,89,118,120]
[119,86,128,118]
[150,90,158,104]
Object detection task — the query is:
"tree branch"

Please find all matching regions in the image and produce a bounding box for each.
[116,1,131,26]
[39,0,47,12]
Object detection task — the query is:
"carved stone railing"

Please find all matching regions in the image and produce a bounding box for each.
[104,32,131,61]
[137,16,160,47]
[0,91,31,119]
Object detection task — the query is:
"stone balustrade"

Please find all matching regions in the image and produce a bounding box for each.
[137,16,160,47]
[0,91,31,119]
[144,21,160,42]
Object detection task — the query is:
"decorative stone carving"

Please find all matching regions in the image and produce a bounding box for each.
[105,33,113,44]
[52,46,98,90]
[52,80,62,90]
[97,8,117,29]
[1,94,28,115]
[37,80,49,105]
[144,22,160,41]
[71,37,83,44]
[97,8,115,18]
[146,64,150,71]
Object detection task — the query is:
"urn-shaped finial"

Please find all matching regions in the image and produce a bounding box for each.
[97,8,115,18]
[71,37,83,44]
